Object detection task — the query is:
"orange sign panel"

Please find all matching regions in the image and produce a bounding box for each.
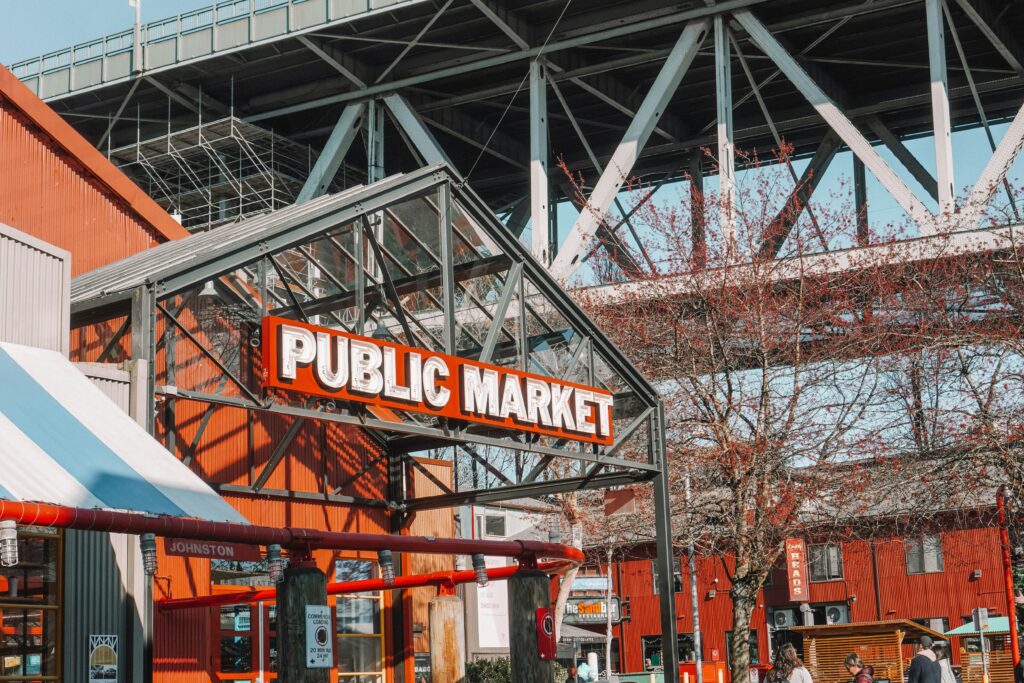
[260,316,615,445]
[785,538,809,603]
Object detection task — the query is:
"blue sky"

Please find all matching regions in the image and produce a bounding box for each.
[0,1,216,65]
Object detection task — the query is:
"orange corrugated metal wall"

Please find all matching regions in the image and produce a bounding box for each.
[611,526,1006,674]
[0,96,168,274]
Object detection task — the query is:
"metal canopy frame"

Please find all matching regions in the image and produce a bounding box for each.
[69,161,679,673]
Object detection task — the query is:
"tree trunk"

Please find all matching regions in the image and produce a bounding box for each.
[553,520,582,640]
[730,583,756,683]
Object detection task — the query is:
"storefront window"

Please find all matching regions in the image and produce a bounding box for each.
[336,560,385,682]
[0,528,60,681]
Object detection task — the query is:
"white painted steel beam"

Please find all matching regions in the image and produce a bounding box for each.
[530,61,551,264]
[864,116,939,202]
[958,100,1024,229]
[927,0,955,216]
[715,16,736,249]
[734,9,935,235]
[548,20,710,282]
[382,94,452,167]
[296,103,365,204]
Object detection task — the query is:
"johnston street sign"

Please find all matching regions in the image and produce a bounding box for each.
[563,596,622,626]
[262,316,615,445]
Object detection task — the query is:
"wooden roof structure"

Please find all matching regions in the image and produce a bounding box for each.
[794,620,945,683]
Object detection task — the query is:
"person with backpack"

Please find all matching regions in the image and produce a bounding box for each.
[845,653,874,683]
[769,644,813,683]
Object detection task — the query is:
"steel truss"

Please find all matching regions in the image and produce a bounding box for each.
[70,163,681,677]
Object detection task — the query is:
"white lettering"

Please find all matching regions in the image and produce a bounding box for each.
[349,340,384,394]
[315,333,348,389]
[574,389,597,435]
[279,325,316,379]
[499,376,527,420]
[524,378,552,427]
[550,384,576,431]
[461,365,501,417]
[422,356,451,409]
[591,392,614,438]
[382,346,412,401]
[408,352,423,403]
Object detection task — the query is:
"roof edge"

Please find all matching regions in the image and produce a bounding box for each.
[0,65,189,243]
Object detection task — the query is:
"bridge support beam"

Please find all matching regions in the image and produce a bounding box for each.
[296,103,365,204]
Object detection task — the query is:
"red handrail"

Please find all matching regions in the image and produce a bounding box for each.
[158,560,574,611]
[0,500,582,566]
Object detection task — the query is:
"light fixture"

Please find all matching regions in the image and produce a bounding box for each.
[0,521,18,567]
[140,533,158,576]
[706,589,717,600]
[199,280,218,298]
[378,549,395,586]
[267,544,285,584]
[472,553,489,587]
[372,320,392,341]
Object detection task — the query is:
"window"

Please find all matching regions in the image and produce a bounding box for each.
[808,543,843,581]
[336,560,385,682]
[652,559,683,594]
[905,535,944,574]
[725,630,760,666]
[484,514,506,537]
[0,527,60,681]
[639,634,700,669]
[911,617,949,635]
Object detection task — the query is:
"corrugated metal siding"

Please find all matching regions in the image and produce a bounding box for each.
[613,525,1006,674]
[0,222,69,353]
[0,97,169,275]
[64,364,147,683]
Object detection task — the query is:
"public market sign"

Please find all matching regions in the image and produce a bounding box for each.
[261,316,615,445]
[563,596,622,625]
[163,538,260,561]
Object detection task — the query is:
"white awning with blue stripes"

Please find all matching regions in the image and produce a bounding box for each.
[0,341,247,524]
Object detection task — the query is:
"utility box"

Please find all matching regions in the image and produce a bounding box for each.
[0,222,70,355]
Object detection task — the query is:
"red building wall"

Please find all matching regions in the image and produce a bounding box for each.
[609,524,1007,674]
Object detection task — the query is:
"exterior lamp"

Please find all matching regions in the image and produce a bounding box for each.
[140,533,158,576]
[267,544,285,583]
[0,521,17,567]
[472,553,488,587]
[372,320,392,341]
[199,280,218,299]
[378,549,395,586]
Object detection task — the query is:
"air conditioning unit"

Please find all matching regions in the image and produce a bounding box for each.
[825,604,850,625]
[772,608,799,629]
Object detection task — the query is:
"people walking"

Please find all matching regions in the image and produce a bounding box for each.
[769,643,813,683]
[932,642,957,683]
[845,653,874,683]
[908,636,942,683]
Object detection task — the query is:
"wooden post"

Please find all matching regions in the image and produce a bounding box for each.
[429,593,466,683]
[277,561,330,683]
[508,569,554,683]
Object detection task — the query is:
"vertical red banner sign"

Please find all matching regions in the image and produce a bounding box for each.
[785,538,809,603]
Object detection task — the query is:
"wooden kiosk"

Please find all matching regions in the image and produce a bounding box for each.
[945,617,1014,683]
[793,621,945,683]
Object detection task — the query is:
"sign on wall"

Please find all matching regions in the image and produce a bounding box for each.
[88,635,117,683]
[262,316,615,445]
[163,538,260,561]
[563,596,621,625]
[785,538,809,603]
[305,605,333,668]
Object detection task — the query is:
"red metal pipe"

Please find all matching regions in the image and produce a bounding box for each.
[158,560,575,611]
[997,487,1020,667]
[0,500,583,563]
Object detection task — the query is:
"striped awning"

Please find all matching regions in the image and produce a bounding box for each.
[0,341,246,524]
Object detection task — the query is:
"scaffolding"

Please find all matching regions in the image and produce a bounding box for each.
[109,117,350,233]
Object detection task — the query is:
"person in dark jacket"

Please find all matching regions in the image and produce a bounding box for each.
[907,636,942,683]
[845,653,874,683]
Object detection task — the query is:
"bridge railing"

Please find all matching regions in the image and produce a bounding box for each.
[6,0,419,101]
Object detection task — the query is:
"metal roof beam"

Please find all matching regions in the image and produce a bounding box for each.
[549,21,710,281]
[296,34,369,88]
[296,103,366,204]
[952,0,1024,78]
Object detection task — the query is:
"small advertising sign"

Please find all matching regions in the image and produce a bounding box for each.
[563,596,621,625]
[163,538,260,561]
[262,316,615,445]
[571,575,610,592]
[88,635,117,683]
[785,538,809,603]
[305,605,333,668]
